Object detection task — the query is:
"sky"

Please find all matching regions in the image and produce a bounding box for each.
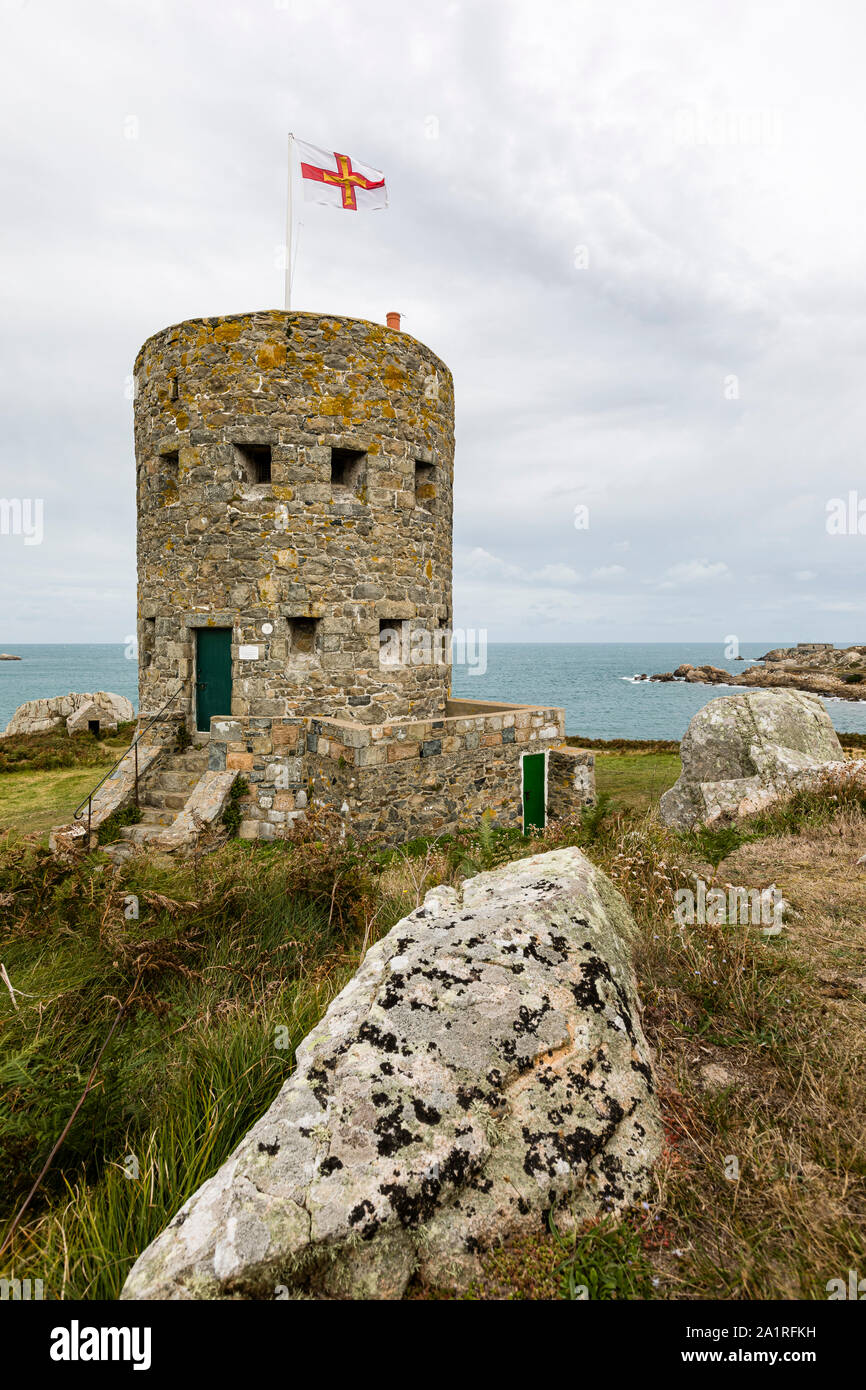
[1,0,865,646]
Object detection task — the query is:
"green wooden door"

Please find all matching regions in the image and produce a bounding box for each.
[522,752,546,833]
[195,628,232,732]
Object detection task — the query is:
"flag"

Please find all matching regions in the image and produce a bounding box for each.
[295,139,388,212]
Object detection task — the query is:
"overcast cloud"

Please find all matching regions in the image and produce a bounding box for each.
[2,0,865,644]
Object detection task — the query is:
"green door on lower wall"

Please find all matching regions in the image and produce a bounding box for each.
[522,752,546,833]
[195,628,232,732]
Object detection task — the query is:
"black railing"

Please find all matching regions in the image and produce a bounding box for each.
[73,677,191,840]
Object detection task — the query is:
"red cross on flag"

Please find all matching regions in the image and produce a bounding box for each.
[296,139,388,212]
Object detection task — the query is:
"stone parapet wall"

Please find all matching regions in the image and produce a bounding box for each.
[207,703,568,845]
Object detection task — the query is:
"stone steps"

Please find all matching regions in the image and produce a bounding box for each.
[138,806,175,825]
[106,736,216,848]
[151,770,202,792]
[117,822,165,844]
[141,789,188,810]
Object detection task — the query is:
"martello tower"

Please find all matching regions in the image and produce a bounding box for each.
[134,310,454,731]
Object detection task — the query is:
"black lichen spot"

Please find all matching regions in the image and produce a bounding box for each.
[257,1139,280,1156]
[306,1064,331,1109]
[412,1097,441,1125]
[571,954,613,1014]
[379,1061,394,1076]
[371,1091,390,1107]
[512,998,552,1037]
[319,1155,344,1176]
[379,1176,442,1227]
[358,1021,399,1054]
[457,1084,483,1110]
[348,1198,380,1240]
[374,1103,417,1157]
[380,973,405,1010]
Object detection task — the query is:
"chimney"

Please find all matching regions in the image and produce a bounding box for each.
[386,311,401,331]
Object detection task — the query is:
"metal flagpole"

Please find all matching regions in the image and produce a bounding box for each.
[285,132,294,310]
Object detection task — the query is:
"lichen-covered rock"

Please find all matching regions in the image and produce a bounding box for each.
[121,847,661,1301]
[2,691,133,738]
[660,689,845,828]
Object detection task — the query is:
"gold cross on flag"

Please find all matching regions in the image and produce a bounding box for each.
[295,139,388,212]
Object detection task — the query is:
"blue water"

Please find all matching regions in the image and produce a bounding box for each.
[450,642,866,739]
[0,645,139,730]
[2,642,865,740]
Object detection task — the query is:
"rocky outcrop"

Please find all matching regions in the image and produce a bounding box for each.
[2,691,134,738]
[660,689,846,828]
[650,647,866,702]
[121,847,661,1301]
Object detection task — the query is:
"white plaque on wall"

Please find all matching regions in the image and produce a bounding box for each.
[238,644,260,661]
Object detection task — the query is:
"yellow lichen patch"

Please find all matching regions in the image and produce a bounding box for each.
[258,575,279,604]
[214,321,242,343]
[319,395,352,417]
[257,343,287,370]
[383,366,406,391]
[174,412,189,430]
[425,560,433,580]
[273,549,298,568]
[271,485,294,501]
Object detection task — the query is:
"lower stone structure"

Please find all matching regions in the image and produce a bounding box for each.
[205,698,594,844]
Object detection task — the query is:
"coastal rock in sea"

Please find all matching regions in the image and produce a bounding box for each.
[659,689,845,828]
[1,691,133,738]
[0,653,21,661]
[121,847,662,1301]
[663,663,731,684]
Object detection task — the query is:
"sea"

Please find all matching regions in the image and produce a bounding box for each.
[2,642,866,741]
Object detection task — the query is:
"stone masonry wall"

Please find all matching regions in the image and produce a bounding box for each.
[207,716,308,841]
[134,311,454,726]
[547,745,596,819]
[208,703,569,845]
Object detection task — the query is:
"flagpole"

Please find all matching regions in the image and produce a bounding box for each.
[285,132,294,310]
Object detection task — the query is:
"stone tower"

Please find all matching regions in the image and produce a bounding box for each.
[134,310,454,729]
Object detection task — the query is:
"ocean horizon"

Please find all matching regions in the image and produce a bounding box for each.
[2,641,865,741]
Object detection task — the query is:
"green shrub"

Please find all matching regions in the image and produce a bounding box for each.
[96,803,142,845]
[221,776,249,837]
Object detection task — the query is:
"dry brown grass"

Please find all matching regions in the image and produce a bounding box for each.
[629,807,866,1300]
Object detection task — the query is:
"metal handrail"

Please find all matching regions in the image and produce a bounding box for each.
[73,676,192,839]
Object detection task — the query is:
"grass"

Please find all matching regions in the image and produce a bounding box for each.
[0,723,135,774]
[0,740,864,1301]
[0,763,116,835]
[594,749,680,814]
[0,723,137,836]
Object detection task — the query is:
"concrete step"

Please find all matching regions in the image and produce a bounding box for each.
[138,806,174,825]
[142,790,187,811]
[153,770,202,792]
[159,756,208,778]
[118,823,166,844]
